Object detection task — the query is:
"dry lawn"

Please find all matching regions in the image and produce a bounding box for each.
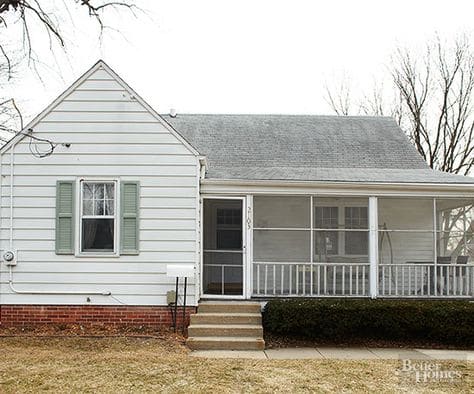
[0,336,472,393]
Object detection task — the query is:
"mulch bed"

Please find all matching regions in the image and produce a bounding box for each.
[264,333,473,350]
[2,325,471,350]
[0,323,186,342]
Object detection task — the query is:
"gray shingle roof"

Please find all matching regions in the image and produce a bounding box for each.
[164,114,474,184]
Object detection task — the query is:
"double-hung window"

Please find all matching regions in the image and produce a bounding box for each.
[314,205,368,257]
[80,181,117,254]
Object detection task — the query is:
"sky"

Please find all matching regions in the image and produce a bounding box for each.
[3,0,474,122]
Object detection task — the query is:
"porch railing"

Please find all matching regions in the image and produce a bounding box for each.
[253,262,474,298]
[379,263,474,298]
[253,262,370,297]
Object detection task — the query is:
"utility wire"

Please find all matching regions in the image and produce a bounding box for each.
[19,129,58,158]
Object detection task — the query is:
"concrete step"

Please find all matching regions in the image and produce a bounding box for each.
[188,324,263,338]
[198,301,261,314]
[187,336,265,351]
[190,312,262,325]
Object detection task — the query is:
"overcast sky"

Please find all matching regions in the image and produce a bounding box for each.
[7,0,474,121]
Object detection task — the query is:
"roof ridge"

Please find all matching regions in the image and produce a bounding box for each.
[159,113,394,119]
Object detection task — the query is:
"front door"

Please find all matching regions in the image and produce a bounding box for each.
[202,198,245,297]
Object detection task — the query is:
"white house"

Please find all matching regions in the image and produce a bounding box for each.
[0,60,473,328]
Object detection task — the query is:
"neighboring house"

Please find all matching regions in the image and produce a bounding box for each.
[0,60,473,327]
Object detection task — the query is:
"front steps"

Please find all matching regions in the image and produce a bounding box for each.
[186,301,265,351]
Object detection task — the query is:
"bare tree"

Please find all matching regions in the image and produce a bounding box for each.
[324,76,353,116]
[0,0,143,137]
[0,1,141,75]
[325,35,474,175]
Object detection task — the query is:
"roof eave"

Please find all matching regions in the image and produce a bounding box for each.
[200,177,474,192]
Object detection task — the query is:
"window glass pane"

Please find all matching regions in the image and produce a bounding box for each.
[314,207,338,228]
[82,218,114,252]
[94,200,104,215]
[83,199,93,216]
[94,184,104,199]
[203,199,242,250]
[105,199,114,215]
[105,184,114,200]
[83,183,93,199]
[217,229,242,249]
[345,207,368,229]
[254,196,310,228]
[81,182,116,253]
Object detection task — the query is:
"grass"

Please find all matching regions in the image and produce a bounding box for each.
[0,336,472,393]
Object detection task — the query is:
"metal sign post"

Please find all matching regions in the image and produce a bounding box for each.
[166,264,194,334]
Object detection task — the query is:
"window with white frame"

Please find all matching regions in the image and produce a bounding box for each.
[313,201,369,259]
[80,181,117,253]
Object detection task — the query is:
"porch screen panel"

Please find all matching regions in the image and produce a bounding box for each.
[312,197,369,297]
[252,196,370,297]
[436,198,474,259]
[253,196,310,295]
[435,198,474,296]
[254,230,310,262]
[254,196,310,228]
[377,198,435,296]
[313,197,369,263]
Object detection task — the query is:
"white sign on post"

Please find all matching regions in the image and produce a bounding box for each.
[166,264,194,278]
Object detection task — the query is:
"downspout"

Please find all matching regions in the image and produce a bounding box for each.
[9,143,13,249]
[196,156,207,304]
[5,137,116,299]
[0,143,2,319]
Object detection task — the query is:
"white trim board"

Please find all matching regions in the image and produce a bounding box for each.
[200,179,474,197]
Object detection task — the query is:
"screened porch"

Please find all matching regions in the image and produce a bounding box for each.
[252,195,474,298]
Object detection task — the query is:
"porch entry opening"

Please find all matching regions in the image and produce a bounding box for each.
[203,199,244,296]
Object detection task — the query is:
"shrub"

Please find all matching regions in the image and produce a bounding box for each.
[263,299,474,347]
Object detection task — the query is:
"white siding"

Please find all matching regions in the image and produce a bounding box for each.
[378,198,434,294]
[0,66,199,306]
[378,198,434,265]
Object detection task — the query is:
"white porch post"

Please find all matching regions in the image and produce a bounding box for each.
[245,194,253,299]
[369,197,379,298]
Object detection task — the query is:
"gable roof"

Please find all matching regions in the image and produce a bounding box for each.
[165,114,474,184]
[0,60,200,156]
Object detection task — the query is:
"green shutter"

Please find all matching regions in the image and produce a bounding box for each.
[121,181,140,255]
[56,181,75,254]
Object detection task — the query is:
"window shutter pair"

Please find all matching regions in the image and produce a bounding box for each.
[55,181,139,255]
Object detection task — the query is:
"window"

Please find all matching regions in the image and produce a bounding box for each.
[345,207,368,255]
[216,208,242,249]
[313,205,368,257]
[314,206,339,255]
[80,181,117,253]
